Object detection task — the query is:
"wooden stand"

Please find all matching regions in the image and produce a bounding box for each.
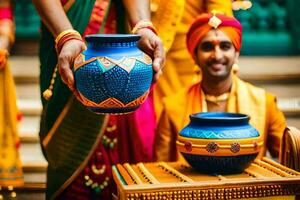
[113,157,300,199]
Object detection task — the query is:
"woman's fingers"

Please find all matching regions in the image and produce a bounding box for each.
[57,40,86,89]
[152,37,165,73]
[136,28,166,81]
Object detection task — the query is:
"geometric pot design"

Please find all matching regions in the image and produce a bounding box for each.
[73,34,153,114]
[177,112,263,174]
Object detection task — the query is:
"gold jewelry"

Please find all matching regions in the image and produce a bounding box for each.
[208,10,222,28]
[106,125,117,132]
[232,63,239,74]
[84,175,110,193]
[43,64,58,100]
[102,135,117,149]
[205,92,229,105]
[131,20,157,34]
[91,164,106,175]
[43,30,82,101]
[55,29,81,44]
[232,0,252,11]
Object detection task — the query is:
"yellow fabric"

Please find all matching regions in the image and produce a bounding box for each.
[0,50,23,186]
[153,76,286,161]
[151,0,233,121]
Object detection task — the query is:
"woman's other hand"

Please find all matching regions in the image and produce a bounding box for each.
[136,28,165,82]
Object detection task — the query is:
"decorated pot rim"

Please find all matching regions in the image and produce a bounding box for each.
[177,135,263,156]
[85,34,140,43]
[190,112,250,125]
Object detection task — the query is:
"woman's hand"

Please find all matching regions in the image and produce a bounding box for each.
[57,39,86,89]
[136,28,165,82]
[0,35,10,51]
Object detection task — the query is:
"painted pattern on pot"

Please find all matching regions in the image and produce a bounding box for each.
[177,112,263,174]
[73,34,153,114]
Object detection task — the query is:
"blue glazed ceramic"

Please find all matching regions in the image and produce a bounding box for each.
[177,112,263,174]
[73,34,153,114]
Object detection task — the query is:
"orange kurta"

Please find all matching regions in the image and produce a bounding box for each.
[154,76,286,161]
[151,0,233,121]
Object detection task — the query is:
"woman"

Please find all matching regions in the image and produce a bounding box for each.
[32,0,164,199]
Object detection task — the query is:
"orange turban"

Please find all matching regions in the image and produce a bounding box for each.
[186,13,242,59]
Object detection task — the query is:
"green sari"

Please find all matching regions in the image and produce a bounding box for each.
[38,0,125,199]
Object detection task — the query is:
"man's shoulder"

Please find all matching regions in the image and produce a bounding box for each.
[237,77,266,95]
[238,78,264,90]
[237,77,277,104]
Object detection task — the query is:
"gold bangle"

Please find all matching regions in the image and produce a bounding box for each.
[55,29,81,44]
[131,20,156,34]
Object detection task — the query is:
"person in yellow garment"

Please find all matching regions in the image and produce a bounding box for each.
[0,0,24,190]
[151,0,233,121]
[154,13,286,162]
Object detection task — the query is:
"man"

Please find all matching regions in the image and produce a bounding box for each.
[154,13,286,162]
[151,0,233,121]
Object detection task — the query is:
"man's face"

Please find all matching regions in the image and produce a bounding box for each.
[195,29,239,81]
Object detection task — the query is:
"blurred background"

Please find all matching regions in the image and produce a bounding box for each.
[6,0,300,198]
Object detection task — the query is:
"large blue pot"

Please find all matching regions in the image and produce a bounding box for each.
[73,34,153,114]
[177,112,263,174]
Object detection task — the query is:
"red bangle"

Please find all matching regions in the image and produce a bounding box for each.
[138,26,157,35]
[56,36,83,53]
[55,31,83,53]
[131,20,157,35]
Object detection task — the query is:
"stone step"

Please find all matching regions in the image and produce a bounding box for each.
[254,83,300,98]
[17,97,300,117]
[18,99,42,116]
[9,56,300,83]
[238,56,300,82]
[16,81,300,102]
[277,98,300,116]
[20,142,47,167]
[23,163,47,173]
[11,39,40,56]
[285,118,300,130]
[16,83,40,100]
[14,81,300,116]
[10,55,39,84]
[17,98,300,143]
[19,115,40,143]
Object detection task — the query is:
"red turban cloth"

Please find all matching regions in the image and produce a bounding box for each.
[186,13,242,59]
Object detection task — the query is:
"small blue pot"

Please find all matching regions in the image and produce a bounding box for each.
[177,112,262,174]
[73,34,153,114]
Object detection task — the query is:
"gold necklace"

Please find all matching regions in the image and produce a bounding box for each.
[205,92,229,105]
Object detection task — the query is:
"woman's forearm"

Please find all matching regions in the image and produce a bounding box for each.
[32,0,73,37]
[121,0,150,26]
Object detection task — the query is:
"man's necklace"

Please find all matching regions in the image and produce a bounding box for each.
[205,93,230,105]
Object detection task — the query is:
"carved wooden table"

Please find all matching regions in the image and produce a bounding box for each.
[112,157,300,200]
